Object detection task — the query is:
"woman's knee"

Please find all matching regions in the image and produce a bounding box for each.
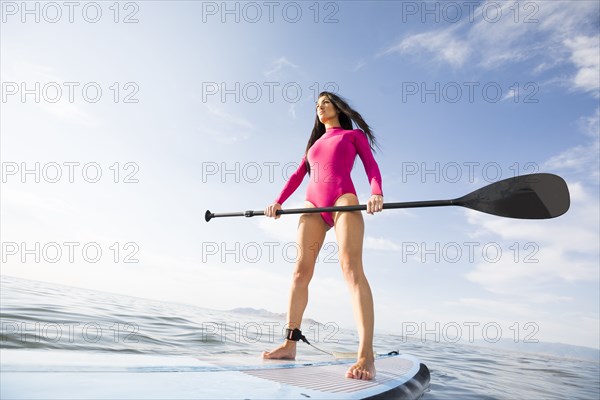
[292,259,315,287]
[292,269,313,288]
[339,256,365,285]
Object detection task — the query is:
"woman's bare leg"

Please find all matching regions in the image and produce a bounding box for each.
[333,194,376,380]
[262,202,328,359]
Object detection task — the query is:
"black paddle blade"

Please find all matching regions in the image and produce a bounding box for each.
[455,173,570,219]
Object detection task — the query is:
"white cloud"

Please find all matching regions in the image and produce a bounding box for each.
[205,104,253,129]
[544,142,600,181]
[41,101,99,128]
[579,107,600,138]
[287,103,297,119]
[1,186,72,218]
[2,60,100,128]
[263,57,300,78]
[379,28,470,67]
[543,108,600,181]
[352,59,366,72]
[199,104,254,143]
[463,107,599,299]
[465,241,598,294]
[564,36,600,96]
[364,236,402,251]
[463,180,599,297]
[380,1,599,95]
[450,297,542,317]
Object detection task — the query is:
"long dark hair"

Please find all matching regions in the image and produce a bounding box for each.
[305,91,379,175]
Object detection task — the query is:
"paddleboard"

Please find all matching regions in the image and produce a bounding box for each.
[1,349,430,399]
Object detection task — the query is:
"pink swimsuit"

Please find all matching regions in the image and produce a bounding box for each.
[274,126,383,228]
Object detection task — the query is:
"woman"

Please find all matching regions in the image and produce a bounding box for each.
[262,91,384,381]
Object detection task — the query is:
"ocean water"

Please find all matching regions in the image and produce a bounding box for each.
[1,275,598,399]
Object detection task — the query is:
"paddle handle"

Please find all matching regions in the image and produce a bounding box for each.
[205,200,455,222]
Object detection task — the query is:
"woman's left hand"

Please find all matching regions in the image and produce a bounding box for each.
[366,194,384,214]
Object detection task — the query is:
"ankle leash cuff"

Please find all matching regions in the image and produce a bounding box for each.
[285,328,310,344]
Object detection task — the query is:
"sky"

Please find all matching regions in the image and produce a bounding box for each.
[1,1,599,350]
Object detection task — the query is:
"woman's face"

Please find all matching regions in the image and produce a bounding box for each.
[316,96,339,125]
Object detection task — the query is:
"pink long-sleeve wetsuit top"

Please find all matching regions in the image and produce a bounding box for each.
[274,126,383,228]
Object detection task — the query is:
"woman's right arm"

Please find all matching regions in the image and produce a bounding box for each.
[265,155,308,219]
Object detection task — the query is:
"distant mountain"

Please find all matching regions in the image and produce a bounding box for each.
[230,307,600,362]
[469,338,599,362]
[229,307,285,319]
[227,307,322,327]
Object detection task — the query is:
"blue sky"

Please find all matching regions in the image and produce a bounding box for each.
[1,1,598,349]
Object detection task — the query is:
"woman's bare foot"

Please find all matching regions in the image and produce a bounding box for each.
[345,356,376,380]
[261,340,296,360]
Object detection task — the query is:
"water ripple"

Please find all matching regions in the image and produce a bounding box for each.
[1,275,598,399]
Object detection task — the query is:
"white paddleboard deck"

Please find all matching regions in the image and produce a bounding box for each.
[1,349,430,399]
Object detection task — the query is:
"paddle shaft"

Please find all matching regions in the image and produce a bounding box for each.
[206,199,455,221]
[205,173,570,222]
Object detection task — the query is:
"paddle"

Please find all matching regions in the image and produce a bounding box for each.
[205,173,570,222]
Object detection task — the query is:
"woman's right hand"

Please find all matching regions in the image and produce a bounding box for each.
[265,202,282,219]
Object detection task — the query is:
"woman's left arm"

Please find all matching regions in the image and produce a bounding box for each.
[354,131,384,214]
